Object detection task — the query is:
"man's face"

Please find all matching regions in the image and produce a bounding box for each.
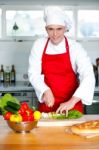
[46,25,66,45]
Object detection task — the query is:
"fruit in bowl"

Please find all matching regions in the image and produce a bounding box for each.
[6,120,38,133]
[0,94,41,133]
[5,110,41,133]
[3,102,41,133]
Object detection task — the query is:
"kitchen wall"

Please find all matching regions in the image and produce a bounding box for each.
[0,39,98,81]
[80,40,99,65]
[0,41,33,81]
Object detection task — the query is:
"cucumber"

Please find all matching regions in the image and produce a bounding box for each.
[4,105,17,114]
[7,101,20,110]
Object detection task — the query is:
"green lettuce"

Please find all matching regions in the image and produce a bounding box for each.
[0,93,20,115]
[50,110,83,119]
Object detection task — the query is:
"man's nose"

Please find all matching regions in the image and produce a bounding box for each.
[53,30,57,36]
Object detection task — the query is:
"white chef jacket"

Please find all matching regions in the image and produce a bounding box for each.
[28,37,95,105]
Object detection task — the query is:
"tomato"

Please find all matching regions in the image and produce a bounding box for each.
[22,111,34,121]
[22,114,29,122]
[17,102,35,122]
[3,112,12,120]
[18,107,26,115]
[18,103,30,116]
[10,114,22,122]
[28,115,34,121]
[21,102,29,110]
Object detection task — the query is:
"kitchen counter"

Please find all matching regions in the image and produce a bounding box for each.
[0,81,99,92]
[0,115,99,150]
[0,81,34,92]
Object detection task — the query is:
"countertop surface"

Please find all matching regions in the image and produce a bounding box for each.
[0,115,99,150]
[0,81,34,92]
[0,81,99,92]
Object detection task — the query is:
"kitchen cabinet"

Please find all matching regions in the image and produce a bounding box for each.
[84,89,99,114]
[1,91,34,106]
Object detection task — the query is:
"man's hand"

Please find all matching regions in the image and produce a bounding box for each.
[56,96,80,114]
[42,89,55,107]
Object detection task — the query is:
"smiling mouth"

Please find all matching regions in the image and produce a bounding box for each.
[52,37,59,40]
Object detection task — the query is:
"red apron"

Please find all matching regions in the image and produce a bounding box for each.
[39,37,83,113]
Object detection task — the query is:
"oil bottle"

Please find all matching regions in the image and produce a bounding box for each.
[11,65,16,83]
[0,65,4,83]
[4,66,10,84]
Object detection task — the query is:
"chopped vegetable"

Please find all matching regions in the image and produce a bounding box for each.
[42,110,83,119]
[66,110,83,119]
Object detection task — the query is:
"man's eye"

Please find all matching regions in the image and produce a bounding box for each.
[57,28,62,31]
[48,28,53,31]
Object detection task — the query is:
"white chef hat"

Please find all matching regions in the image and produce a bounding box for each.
[44,6,72,30]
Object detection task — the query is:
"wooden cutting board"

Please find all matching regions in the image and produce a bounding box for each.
[38,115,99,127]
[38,116,85,126]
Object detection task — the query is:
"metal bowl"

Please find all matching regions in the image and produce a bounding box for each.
[7,120,38,133]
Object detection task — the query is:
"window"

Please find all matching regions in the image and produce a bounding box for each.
[6,9,74,38]
[0,6,99,41]
[6,10,46,37]
[77,10,99,38]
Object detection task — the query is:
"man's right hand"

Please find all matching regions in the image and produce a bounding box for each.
[42,89,55,107]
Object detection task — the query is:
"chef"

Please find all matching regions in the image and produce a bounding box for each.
[28,6,95,114]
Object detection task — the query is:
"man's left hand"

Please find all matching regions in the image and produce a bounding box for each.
[56,96,80,114]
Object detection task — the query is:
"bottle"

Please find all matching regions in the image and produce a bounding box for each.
[0,65,4,83]
[4,66,10,83]
[11,65,16,83]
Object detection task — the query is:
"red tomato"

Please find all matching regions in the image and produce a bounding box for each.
[22,113,34,122]
[21,102,29,110]
[18,107,25,115]
[22,114,29,122]
[28,115,34,121]
[4,112,12,120]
